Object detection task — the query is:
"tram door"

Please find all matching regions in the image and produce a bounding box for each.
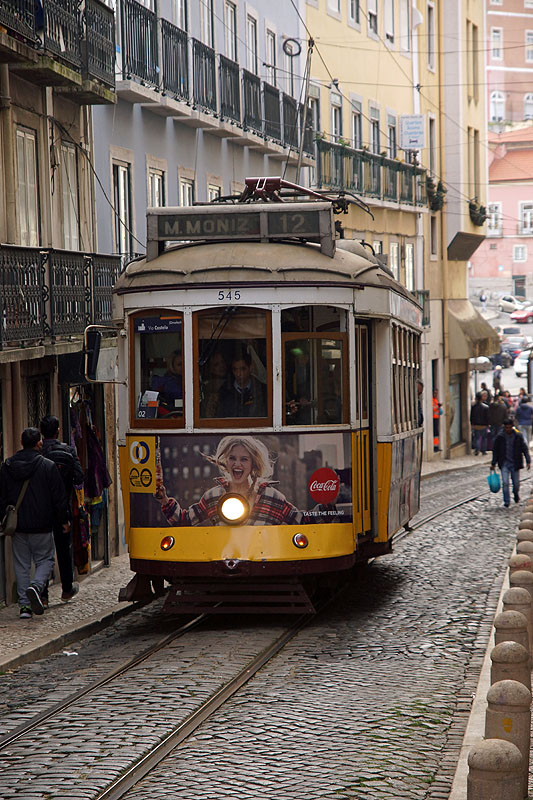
[353,324,371,534]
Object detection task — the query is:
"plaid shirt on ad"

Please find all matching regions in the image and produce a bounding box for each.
[162,478,301,527]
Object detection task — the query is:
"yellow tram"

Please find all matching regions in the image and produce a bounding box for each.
[86,180,423,613]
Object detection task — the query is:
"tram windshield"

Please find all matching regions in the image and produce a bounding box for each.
[196,307,271,424]
[282,306,348,426]
[133,312,184,422]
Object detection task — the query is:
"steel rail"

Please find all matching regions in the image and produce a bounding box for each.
[94,612,314,800]
[0,612,208,751]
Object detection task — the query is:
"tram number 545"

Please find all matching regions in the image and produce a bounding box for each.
[218,290,241,301]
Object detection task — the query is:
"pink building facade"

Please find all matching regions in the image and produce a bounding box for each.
[469,127,533,297]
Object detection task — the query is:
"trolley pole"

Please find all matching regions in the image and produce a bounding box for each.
[296,38,314,185]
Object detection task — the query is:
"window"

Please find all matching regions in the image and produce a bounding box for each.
[430,216,437,256]
[133,312,184,424]
[195,307,271,424]
[387,116,397,158]
[514,245,528,262]
[392,324,421,433]
[60,143,79,251]
[174,0,187,30]
[247,14,258,74]
[16,127,39,247]
[405,243,415,291]
[284,39,295,95]
[373,240,382,254]
[148,169,165,208]
[281,306,348,426]
[327,0,341,12]
[331,93,342,141]
[490,91,505,121]
[400,0,411,53]
[266,30,276,85]
[208,183,221,201]
[491,28,503,59]
[521,202,533,233]
[427,2,435,69]
[384,0,394,42]
[527,31,533,62]
[370,109,380,153]
[308,88,321,134]
[224,1,237,61]
[428,116,436,174]
[368,0,378,35]
[527,0,533,8]
[348,0,360,25]
[389,242,399,279]
[202,0,214,47]
[352,103,362,148]
[468,23,479,102]
[487,203,502,236]
[179,177,195,206]
[526,94,533,120]
[112,162,133,256]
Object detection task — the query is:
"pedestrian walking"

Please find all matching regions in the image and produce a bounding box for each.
[480,290,487,311]
[470,391,489,455]
[491,418,531,507]
[488,395,506,441]
[515,396,533,446]
[432,389,442,452]
[480,382,492,403]
[0,428,69,619]
[493,365,503,393]
[40,415,84,603]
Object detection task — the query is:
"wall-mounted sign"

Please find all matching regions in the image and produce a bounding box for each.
[400,114,426,150]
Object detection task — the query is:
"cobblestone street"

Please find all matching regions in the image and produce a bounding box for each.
[0,465,523,799]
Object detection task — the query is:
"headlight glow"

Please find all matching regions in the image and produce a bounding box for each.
[217,493,250,525]
[161,535,175,551]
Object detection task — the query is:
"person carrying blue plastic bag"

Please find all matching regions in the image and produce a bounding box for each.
[487,471,500,493]
[491,418,531,507]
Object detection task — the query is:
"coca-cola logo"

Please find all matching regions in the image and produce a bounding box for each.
[308,467,340,503]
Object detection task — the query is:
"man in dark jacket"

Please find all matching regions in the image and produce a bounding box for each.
[470,392,489,455]
[40,415,84,603]
[491,418,531,507]
[0,428,69,618]
[488,395,507,441]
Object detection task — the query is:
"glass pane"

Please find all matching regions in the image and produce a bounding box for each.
[284,337,345,425]
[134,314,184,420]
[197,308,268,420]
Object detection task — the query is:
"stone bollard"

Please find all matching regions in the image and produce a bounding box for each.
[491,642,531,690]
[517,529,533,543]
[520,514,533,526]
[518,520,533,531]
[510,553,533,575]
[467,739,523,800]
[516,541,533,557]
[494,610,530,655]
[510,570,533,608]
[503,587,533,659]
[485,680,531,798]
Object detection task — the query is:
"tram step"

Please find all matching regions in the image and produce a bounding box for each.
[163,579,316,615]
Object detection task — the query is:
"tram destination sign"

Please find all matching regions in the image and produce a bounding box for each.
[146,203,335,260]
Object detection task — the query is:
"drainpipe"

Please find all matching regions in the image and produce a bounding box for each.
[0,65,17,243]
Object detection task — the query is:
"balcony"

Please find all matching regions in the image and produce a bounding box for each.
[114,0,313,161]
[2,0,116,103]
[414,289,430,327]
[316,139,427,208]
[0,245,121,350]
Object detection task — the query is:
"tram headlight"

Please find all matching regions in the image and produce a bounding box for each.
[292,533,309,549]
[217,493,250,525]
[161,536,175,551]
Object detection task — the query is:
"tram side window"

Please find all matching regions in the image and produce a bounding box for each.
[391,323,420,432]
[282,306,348,425]
[133,313,184,422]
[196,307,270,423]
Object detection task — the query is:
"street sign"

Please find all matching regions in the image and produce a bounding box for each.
[400,114,426,150]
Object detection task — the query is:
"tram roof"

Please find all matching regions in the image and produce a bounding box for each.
[115,240,417,303]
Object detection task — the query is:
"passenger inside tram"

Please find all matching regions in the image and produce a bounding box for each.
[199,351,228,418]
[217,351,267,418]
[151,350,183,417]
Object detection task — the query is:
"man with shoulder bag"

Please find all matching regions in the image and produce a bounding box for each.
[0,428,69,619]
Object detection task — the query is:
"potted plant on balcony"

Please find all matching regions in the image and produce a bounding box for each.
[426,177,447,211]
[469,198,487,226]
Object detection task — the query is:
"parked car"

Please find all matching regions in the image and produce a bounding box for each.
[495,324,522,339]
[469,356,492,373]
[514,349,532,377]
[511,305,533,323]
[501,336,531,361]
[490,351,513,368]
[498,295,526,313]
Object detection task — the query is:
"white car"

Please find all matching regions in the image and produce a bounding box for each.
[499,295,526,313]
[469,356,492,373]
[514,349,532,377]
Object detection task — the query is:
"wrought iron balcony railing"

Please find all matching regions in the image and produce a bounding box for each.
[282,94,298,148]
[43,0,81,68]
[161,18,189,101]
[122,0,158,86]
[0,246,121,350]
[192,38,217,114]
[83,0,115,88]
[242,69,262,133]
[316,139,427,207]
[219,55,240,122]
[0,0,37,42]
[263,82,281,142]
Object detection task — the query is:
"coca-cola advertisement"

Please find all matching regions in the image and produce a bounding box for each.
[128,432,353,527]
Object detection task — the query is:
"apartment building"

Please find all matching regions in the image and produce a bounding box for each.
[92,0,311,259]
[0,0,121,603]
[487,0,533,126]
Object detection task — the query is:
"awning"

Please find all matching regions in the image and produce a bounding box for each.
[448,299,500,358]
